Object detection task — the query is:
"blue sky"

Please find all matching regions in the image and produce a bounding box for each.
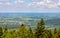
[0,0,60,12]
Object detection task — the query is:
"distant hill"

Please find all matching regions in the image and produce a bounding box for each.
[45,18,60,25]
[0,13,60,29]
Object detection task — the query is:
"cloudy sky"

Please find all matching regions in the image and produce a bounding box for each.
[0,0,60,12]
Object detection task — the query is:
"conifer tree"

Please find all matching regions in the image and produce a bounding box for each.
[35,18,45,38]
[47,29,53,38]
[0,27,3,38]
[4,26,8,33]
[28,27,33,38]
[9,30,17,38]
[54,28,57,34]
[18,24,28,38]
[53,28,58,38]
[2,26,8,38]
[57,28,60,38]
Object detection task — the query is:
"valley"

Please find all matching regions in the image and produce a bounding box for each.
[0,13,60,29]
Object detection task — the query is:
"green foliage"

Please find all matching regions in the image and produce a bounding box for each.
[0,27,3,38]
[4,26,8,33]
[2,26,8,38]
[0,18,60,38]
[28,27,33,38]
[35,18,45,38]
[57,28,60,38]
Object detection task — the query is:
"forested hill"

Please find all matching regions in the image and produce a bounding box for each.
[45,18,60,25]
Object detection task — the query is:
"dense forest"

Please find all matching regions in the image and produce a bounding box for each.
[0,18,60,38]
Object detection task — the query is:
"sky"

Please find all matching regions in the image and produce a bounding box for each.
[0,0,60,12]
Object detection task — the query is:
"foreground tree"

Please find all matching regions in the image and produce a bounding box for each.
[35,18,45,38]
[0,27,3,38]
[28,27,33,38]
[2,26,8,38]
[17,24,28,38]
[57,28,60,38]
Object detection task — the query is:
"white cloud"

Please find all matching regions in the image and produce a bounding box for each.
[18,0,24,3]
[14,1,18,4]
[59,0,60,1]
[36,2,45,5]
[28,2,35,6]
[57,1,60,6]
[0,2,3,5]
[0,0,59,12]
[47,3,57,8]
[0,0,9,2]
[44,0,52,3]
[28,0,60,9]
[28,1,46,6]
[14,0,24,4]
[58,2,60,6]
[5,2,12,6]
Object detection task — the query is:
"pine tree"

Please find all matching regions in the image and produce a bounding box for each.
[54,28,57,34]
[17,24,28,38]
[9,30,17,38]
[4,26,8,33]
[35,18,45,38]
[47,29,53,38]
[2,26,8,38]
[28,27,33,38]
[57,28,60,38]
[0,27,3,38]
[53,28,58,38]
[29,27,33,34]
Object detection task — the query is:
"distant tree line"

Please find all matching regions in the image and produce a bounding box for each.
[0,18,60,38]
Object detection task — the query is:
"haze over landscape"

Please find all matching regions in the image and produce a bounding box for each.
[0,13,60,29]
